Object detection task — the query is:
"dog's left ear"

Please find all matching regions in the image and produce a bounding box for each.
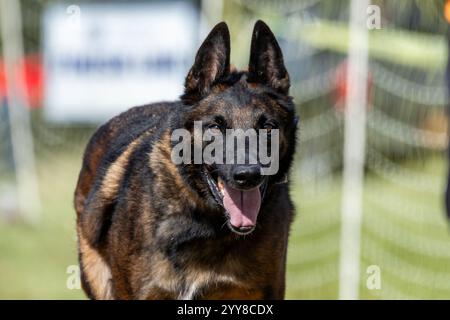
[183,22,230,103]
[248,20,290,94]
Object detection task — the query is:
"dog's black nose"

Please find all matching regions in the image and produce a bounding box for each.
[232,165,262,188]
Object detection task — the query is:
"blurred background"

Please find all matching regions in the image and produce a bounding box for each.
[0,0,449,299]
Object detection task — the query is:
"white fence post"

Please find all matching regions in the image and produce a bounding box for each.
[0,0,41,223]
[339,0,370,300]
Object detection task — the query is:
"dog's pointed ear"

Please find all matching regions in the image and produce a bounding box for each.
[183,22,230,103]
[248,20,290,94]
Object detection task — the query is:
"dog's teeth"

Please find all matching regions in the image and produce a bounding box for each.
[217,178,224,192]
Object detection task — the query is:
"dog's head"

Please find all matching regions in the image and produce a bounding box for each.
[172,21,297,236]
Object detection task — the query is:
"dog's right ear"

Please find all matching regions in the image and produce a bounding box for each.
[248,20,290,94]
[182,22,230,104]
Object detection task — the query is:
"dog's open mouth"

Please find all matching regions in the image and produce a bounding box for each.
[204,170,267,236]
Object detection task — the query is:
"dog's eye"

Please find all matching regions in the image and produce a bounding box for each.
[208,123,221,132]
[207,116,226,132]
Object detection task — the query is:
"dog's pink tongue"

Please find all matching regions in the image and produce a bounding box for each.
[222,184,261,228]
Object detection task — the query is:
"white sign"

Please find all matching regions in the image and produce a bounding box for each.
[43,2,199,123]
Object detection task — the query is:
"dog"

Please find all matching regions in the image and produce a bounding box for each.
[74,20,298,300]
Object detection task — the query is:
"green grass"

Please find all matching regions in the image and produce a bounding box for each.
[0,151,85,299]
[1,150,450,299]
[285,154,450,299]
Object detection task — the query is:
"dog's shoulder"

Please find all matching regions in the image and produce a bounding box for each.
[77,102,180,190]
[74,101,181,243]
[89,101,180,163]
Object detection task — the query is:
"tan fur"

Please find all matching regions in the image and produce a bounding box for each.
[78,226,113,299]
[100,135,147,199]
[78,132,151,299]
[136,252,181,299]
[180,269,243,300]
[149,132,202,209]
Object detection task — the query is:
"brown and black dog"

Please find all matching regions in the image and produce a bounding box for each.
[74,20,298,300]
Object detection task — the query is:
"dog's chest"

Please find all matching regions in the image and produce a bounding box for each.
[178,271,261,300]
